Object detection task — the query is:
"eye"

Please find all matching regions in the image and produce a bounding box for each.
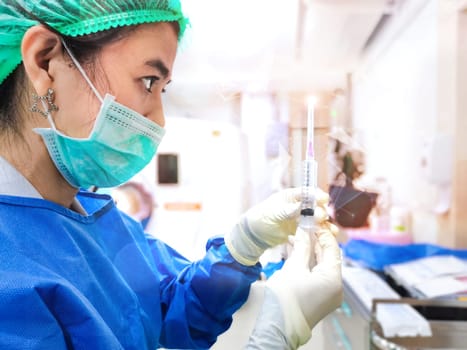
[142,76,159,93]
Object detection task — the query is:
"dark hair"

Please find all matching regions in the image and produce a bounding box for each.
[0,65,27,135]
[0,21,180,135]
[0,26,135,135]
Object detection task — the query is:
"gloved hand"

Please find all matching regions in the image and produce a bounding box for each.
[225,187,329,266]
[245,223,343,349]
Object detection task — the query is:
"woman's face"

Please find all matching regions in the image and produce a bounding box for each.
[51,22,178,138]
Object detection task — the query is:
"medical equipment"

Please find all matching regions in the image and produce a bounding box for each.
[322,265,467,350]
[299,96,318,267]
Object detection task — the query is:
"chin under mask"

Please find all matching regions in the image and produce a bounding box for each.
[34,40,165,189]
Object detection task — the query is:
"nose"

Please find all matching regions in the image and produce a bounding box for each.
[147,96,165,128]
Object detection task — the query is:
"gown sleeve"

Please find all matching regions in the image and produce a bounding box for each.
[145,234,261,349]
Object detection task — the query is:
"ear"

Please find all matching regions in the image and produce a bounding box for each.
[21,25,63,95]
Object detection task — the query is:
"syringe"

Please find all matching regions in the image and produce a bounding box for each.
[298,96,318,267]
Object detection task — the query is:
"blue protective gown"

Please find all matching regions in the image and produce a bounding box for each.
[0,191,261,349]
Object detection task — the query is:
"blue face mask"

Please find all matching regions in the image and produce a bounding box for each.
[34,41,165,189]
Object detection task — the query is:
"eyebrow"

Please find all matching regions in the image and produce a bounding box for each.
[145,59,170,79]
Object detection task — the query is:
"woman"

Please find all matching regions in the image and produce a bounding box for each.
[0,1,342,349]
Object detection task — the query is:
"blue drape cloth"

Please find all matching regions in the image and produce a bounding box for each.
[343,239,467,271]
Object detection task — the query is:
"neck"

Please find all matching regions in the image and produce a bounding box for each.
[0,127,78,208]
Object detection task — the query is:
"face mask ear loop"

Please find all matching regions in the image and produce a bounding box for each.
[60,39,104,104]
[40,100,58,131]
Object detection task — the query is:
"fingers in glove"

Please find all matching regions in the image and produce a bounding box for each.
[328,222,339,237]
[281,187,302,202]
[283,201,302,219]
[311,221,337,264]
[294,226,311,246]
[289,227,311,264]
[314,227,341,266]
[313,206,329,224]
[316,188,330,207]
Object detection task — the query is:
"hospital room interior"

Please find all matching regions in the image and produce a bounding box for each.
[108,0,467,349]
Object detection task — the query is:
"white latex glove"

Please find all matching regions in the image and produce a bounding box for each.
[245,224,343,349]
[225,188,329,266]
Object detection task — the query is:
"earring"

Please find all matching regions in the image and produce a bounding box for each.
[30,88,59,118]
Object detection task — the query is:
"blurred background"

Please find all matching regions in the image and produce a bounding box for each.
[113,1,467,348]
[120,0,466,257]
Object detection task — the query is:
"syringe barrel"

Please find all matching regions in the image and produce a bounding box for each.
[299,159,317,230]
[300,159,317,211]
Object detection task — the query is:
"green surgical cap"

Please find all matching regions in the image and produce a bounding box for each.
[0,0,189,85]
